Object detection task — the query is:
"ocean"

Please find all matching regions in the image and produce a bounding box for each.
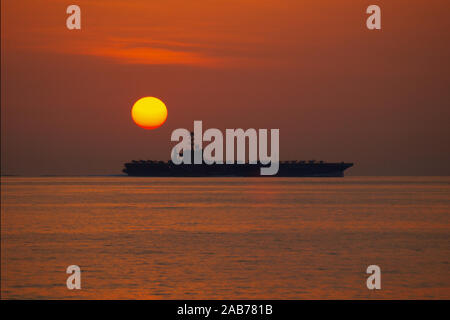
[1,177,449,299]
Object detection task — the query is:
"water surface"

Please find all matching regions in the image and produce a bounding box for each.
[1,177,449,299]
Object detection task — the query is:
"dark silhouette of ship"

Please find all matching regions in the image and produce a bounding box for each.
[123,133,353,177]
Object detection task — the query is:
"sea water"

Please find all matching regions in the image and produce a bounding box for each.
[1,177,449,299]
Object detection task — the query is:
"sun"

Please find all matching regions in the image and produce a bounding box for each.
[131,97,168,129]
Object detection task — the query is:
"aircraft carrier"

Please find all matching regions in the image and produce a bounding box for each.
[123,159,353,177]
[123,137,353,177]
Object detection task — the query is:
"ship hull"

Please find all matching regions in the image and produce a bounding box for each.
[123,162,353,177]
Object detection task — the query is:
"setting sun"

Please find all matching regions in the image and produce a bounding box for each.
[131,97,168,129]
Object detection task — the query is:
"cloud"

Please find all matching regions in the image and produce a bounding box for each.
[85,42,221,66]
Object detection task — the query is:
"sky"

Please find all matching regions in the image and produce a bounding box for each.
[1,0,450,176]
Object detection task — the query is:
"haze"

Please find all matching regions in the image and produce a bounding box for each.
[1,0,449,176]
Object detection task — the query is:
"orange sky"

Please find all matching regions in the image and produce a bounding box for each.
[1,0,450,175]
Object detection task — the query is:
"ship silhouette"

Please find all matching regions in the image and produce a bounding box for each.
[123,133,353,177]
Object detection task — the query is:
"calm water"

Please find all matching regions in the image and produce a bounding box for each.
[1,177,449,299]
